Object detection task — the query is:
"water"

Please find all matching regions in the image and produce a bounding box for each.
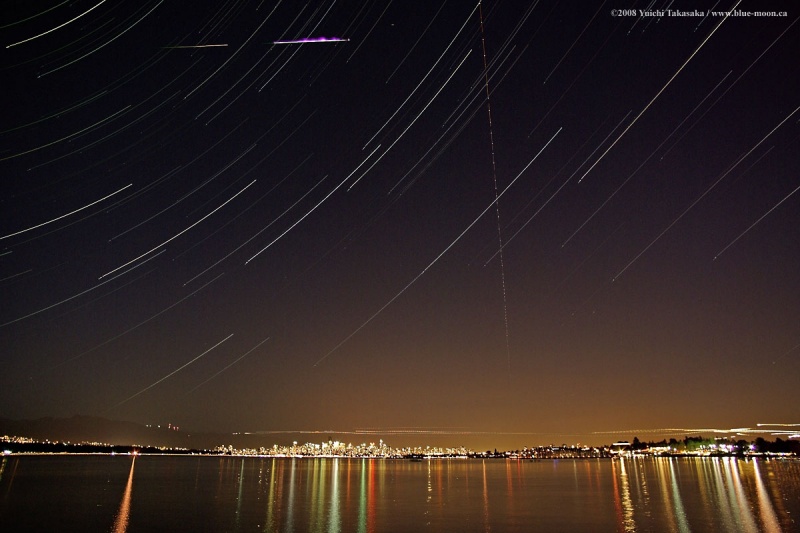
[0,455,798,532]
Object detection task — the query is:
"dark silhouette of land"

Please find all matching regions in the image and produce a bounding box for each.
[0,415,223,450]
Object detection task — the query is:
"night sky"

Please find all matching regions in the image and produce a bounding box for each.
[2,1,798,449]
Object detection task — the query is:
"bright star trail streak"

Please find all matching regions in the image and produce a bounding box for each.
[184,7,280,101]
[314,128,561,367]
[486,111,632,264]
[189,337,270,392]
[107,334,234,411]
[613,105,800,281]
[349,52,472,190]
[576,0,741,185]
[37,0,166,78]
[242,143,384,265]
[244,175,344,263]
[1,184,132,240]
[0,249,164,329]
[6,0,107,48]
[345,0,393,63]
[437,42,516,132]
[714,183,800,260]
[54,272,224,369]
[542,0,606,85]
[0,1,71,29]
[384,2,446,84]
[361,3,479,152]
[659,15,799,161]
[99,180,256,279]
[0,106,131,162]
[562,70,733,247]
[477,114,613,255]
[188,167,328,283]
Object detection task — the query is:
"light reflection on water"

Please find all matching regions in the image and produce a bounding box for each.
[0,456,798,532]
[753,458,782,533]
[668,458,690,533]
[611,457,636,532]
[482,461,490,532]
[111,456,135,533]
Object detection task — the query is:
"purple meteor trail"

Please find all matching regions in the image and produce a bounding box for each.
[272,36,349,45]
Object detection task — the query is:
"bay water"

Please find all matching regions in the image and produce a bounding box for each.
[0,455,798,531]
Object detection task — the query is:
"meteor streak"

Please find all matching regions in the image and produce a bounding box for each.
[272,37,349,44]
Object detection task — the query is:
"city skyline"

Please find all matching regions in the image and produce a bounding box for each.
[1,1,798,451]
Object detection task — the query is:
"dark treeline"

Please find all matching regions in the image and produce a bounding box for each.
[631,435,800,455]
[2,441,211,455]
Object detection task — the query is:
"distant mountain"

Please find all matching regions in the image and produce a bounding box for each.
[0,415,226,449]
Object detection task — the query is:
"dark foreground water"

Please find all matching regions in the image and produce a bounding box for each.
[0,455,798,532]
